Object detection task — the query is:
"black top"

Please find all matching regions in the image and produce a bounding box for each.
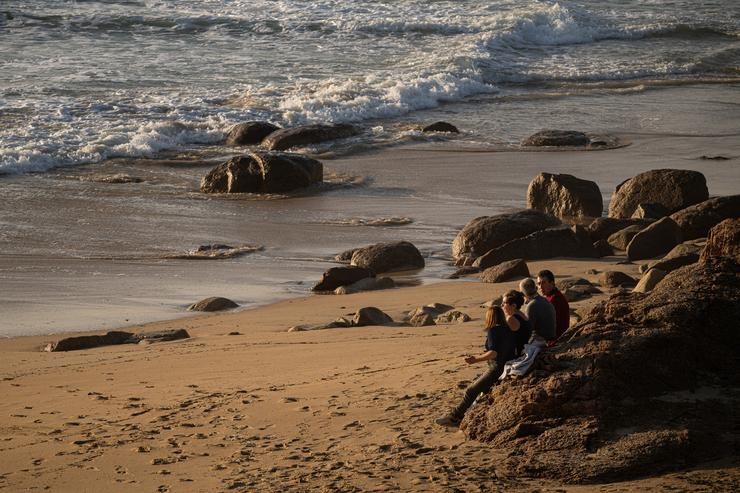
[485,323,517,366]
[512,313,532,356]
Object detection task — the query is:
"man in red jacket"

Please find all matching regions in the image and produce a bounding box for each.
[537,269,569,346]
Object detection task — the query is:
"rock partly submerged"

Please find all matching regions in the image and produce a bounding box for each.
[521,130,590,147]
[224,121,280,146]
[262,123,359,151]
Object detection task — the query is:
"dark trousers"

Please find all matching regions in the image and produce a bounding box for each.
[451,361,503,419]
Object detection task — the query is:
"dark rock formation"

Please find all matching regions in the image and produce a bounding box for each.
[521,130,590,147]
[631,203,669,220]
[527,173,602,219]
[593,239,613,257]
[350,241,424,273]
[262,123,359,151]
[607,225,644,251]
[599,271,637,288]
[557,278,601,302]
[200,151,322,194]
[480,259,530,283]
[700,218,740,262]
[473,225,597,270]
[646,242,702,273]
[188,297,239,312]
[312,266,375,292]
[626,217,683,261]
[586,217,653,242]
[46,329,190,352]
[608,169,708,219]
[463,257,740,482]
[225,121,280,146]
[352,307,394,327]
[452,210,561,262]
[422,121,459,133]
[670,195,740,240]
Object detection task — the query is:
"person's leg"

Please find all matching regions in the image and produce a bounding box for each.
[437,363,502,426]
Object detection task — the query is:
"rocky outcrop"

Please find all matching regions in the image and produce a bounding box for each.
[422,121,459,133]
[350,241,424,273]
[188,297,239,312]
[608,169,708,219]
[225,121,280,146]
[586,217,653,242]
[473,225,597,270]
[352,307,394,327]
[480,259,530,283]
[452,210,561,262]
[463,257,740,482]
[670,195,740,240]
[46,329,190,352]
[607,225,643,251]
[521,130,590,147]
[527,173,602,219]
[599,271,636,288]
[262,124,359,151]
[700,218,740,262]
[334,277,394,295]
[631,203,669,220]
[312,266,375,292]
[200,151,322,194]
[626,217,682,261]
[645,242,702,273]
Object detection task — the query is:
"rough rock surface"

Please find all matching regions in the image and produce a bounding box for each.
[352,307,394,327]
[201,151,322,194]
[350,241,424,273]
[409,312,436,327]
[599,271,637,288]
[452,210,561,262]
[527,173,603,219]
[626,216,683,261]
[480,259,530,283]
[700,218,740,262]
[607,225,644,251]
[262,124,359,151]
[225,121,280,146]
[435,310,471,324]
[521,130,590,147]
[312,266,375,292]
[671,195,740,240]
[608,169,708,219]
[587,217,654,242]
[422,121,459,133]
[406,303,454,322]
[646,242,702,273]
[473,225,597,270]
[188,297,239,312]
[447,266,481,279]
[463,257,740,482]
[633,268,667,293]
[631,203,669,220]
[47,329,190,352]
[334,277,394,295]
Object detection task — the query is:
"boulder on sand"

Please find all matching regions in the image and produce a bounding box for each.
[188,297,239,312]
[521,129,590,147]
[626,216,683,261]
[352,307,394,327]
[480,259,530,283]
[350,241,424,273]
[262,123,359,151]
[312,266,375,292]
[527,173,603,219]
[670,194,740,240]
[225,121,280,146]
[46,329,190,352]
[200,151,322,194]
[599,271,637,288]
[586,217,654,242]
[607,225,644,252]
[700,218,740,262]
[463,256,740,482]
[608,169,708,219]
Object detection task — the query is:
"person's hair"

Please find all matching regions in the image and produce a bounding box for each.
[485,305,507,329]
[519,277,537,296]
[537,269,555,283]
[503,289,524,309]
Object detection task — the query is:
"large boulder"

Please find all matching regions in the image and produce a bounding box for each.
[626,216,683,261]
[586,217,654,242]
[480,259,530,283]
[473,225,598,270]
[463,257,740,482]
[262,124,359,151]
[225,121,280,146]
[452,210,561,262]
[350,241,424,273]
[646,241,702,273]
[200,151,322,194]
[521,130,590,147]
[608,169,708,219]
[188,297,239,312]
[312,266,374,292]
[607,225,644,251]
[700,218,740,262]
[599,271,637,289]
[670,195,740,240]
[352,307,394,327]
[527,173,603,219]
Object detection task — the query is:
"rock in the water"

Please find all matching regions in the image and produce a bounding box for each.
[626,216,683,261]
[225,121,280,146]
[352,307,394,327]
[608,169,708,219]
[607,225,644,251]
[334,277,394,295]
[350,241,424,273]
[521,129,590,147]
[447,266,481,279]
[480,259,530,283]
[646,241,702,273]
[435,310,471,324]
[670,194,740,240]
[188,297,239,312]
[422,121,459,133]
[587,217,654,242]
[262,123,359,151]
[312,266,374,292]
[83,173,143,184]
[463,257,740,482]
[599,271,637,288]
[527,173,603,219]
[452,210,561,262]
[700,218,740,262]
[633,268,667,293]
[473,225,597,270]
[631,203,669,220]
[200,151,322,194]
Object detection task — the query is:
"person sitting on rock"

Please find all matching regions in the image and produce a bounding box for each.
[537,269,569,346]
[436,304,518,428]
[519,277,556,344]
[502,289,532,356]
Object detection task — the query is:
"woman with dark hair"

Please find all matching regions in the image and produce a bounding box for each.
[502,289,531,356]
[436,304,517,427]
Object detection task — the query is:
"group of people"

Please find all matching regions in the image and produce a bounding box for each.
[436,269,570,427]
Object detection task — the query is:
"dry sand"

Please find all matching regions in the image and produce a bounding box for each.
[2,257,738,492]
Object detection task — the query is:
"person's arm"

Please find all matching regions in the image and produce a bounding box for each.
[465,350,495,364]
[503,303,520,331]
